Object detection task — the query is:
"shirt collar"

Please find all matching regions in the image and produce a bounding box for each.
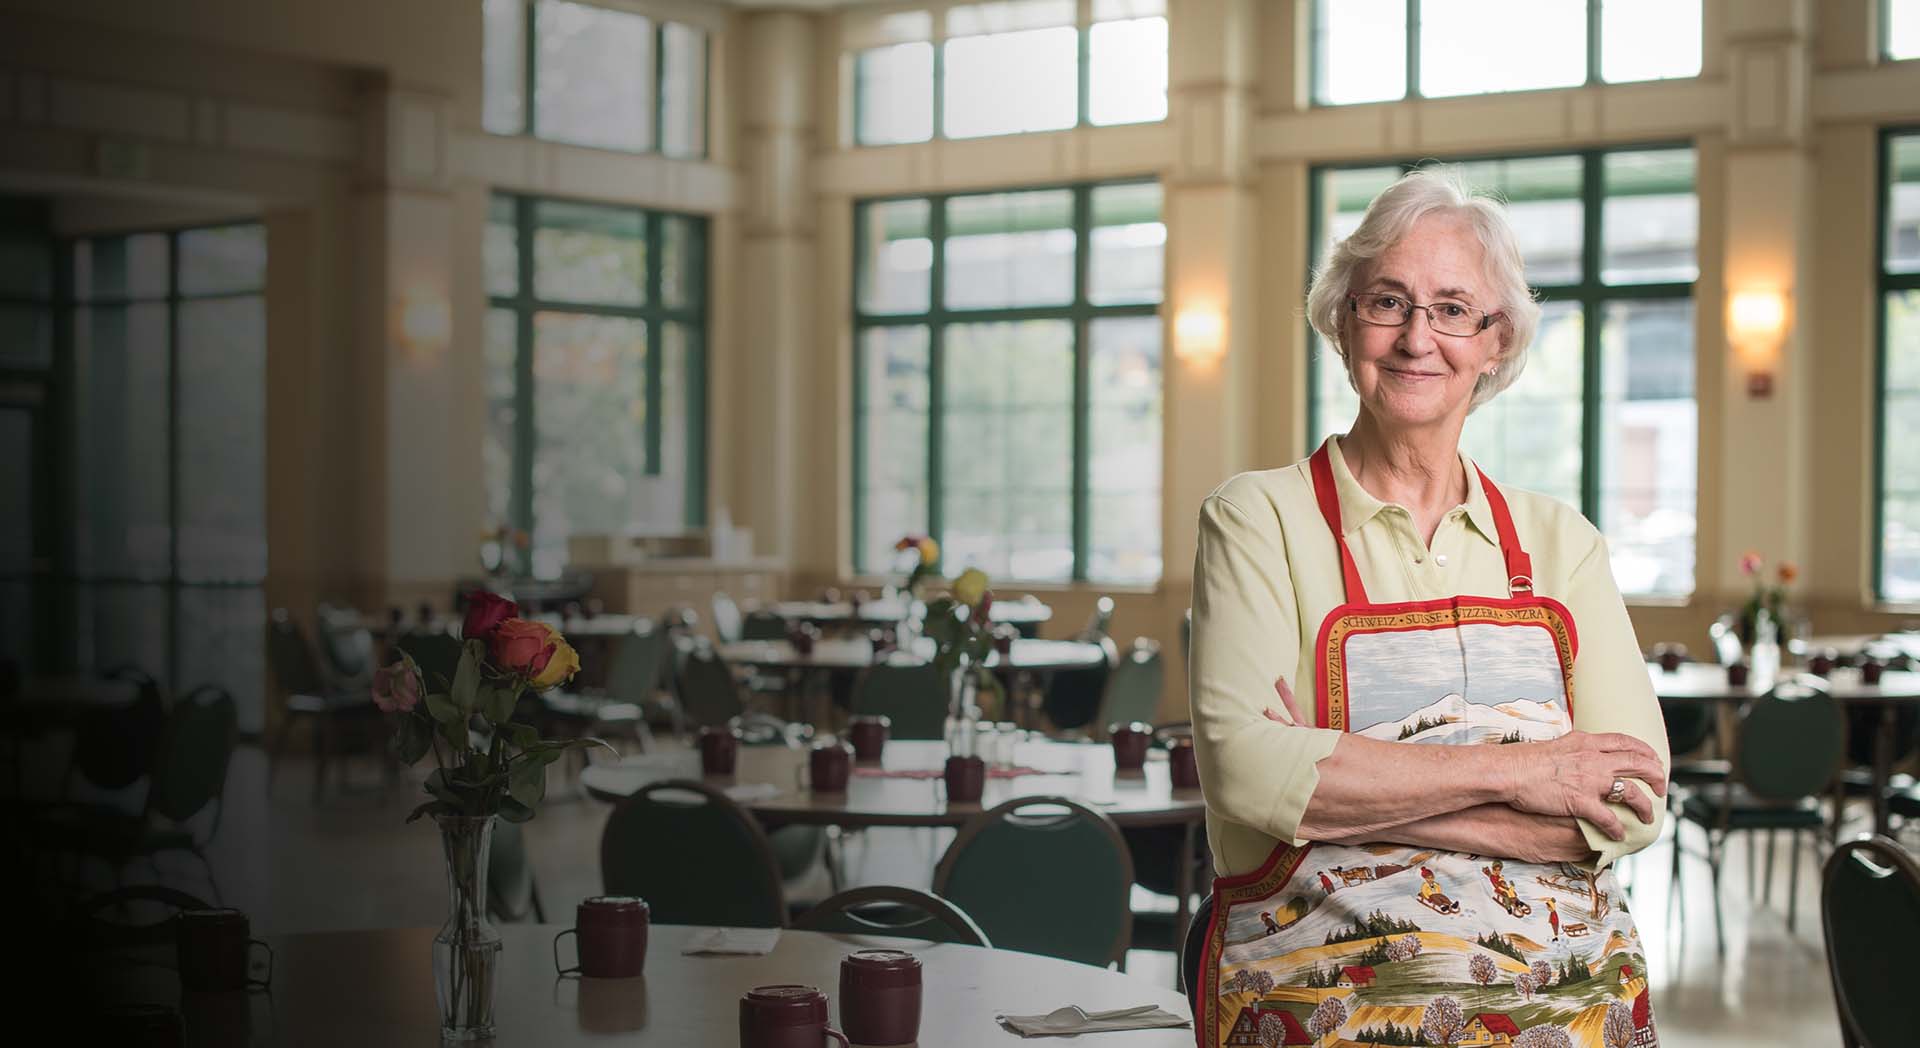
[1323,434,1501,548]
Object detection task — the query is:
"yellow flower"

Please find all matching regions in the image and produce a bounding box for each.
[528,624,581,691]
[952,567,989,607]
[918,538,941,566]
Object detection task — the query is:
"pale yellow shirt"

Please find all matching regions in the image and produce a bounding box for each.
[1189,435,1670,877]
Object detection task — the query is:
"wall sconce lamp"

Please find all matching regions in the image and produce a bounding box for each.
[1174,305,1226,367]
[1727,289,1788,399]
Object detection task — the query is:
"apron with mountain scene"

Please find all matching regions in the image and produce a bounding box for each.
[1196,445,1657,1048]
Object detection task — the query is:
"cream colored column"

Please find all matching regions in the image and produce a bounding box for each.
[726,11,818,571]
[1163,0,1261,717]
[1712,1,1816,610]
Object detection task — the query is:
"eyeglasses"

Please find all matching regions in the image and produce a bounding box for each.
[1347,291,1502,338]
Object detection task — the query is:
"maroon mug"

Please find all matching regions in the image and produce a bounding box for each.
[1168,738,1200,789]
[1862,659,1886,685]
[1726,661,1751,687]
[700,726,741,777]
[1654,644,1686,672]
[555,896,650,978]
[943,755,986,804]
[739,985,850,1048]
[800,741,853,794]
[839,949,922,1046]
[1110,722,1152,771]
[848,715,890,763]
[175,908,272,992]
[1809,650,1837,677]
[789,625,817,658]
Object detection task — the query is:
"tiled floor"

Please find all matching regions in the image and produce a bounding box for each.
[63,741,1877,1046]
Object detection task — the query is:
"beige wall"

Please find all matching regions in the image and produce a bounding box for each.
[5,0,1920,728]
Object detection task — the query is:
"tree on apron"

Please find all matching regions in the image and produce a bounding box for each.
[1197,446,1657,1048]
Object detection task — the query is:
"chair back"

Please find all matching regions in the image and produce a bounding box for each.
[792,885,990,946]
[711,593,744,644]
[603,626,668,705]
[1099,639,1164,732]
[487,818,543,923]
[69,885,215,949]
[1708,614,1744,667]
[600,779,785,927]
[148,684,238,830]
[315,603,374,682]
[1821,835,1920,1048]
[1074,596,1116,643]
[933,796,1134,968]
[69,670,167,792]
[850,662,948,740]
[742,610,788,642]
[1182,893,1216,1013]
[1845,703,1920,768]
[1660,697,1717,757]
[675,645,745,729]
[1040,636,1118,733]
[397,631,466,694]
[267,609,326,697]
[1736,678,1843,801]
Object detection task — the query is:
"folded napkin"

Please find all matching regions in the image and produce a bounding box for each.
[996,1004,1191,1037]
[681,927,781,956]
[722,782,784,803]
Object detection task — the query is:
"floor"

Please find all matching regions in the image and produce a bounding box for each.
[51,740,1872,1047]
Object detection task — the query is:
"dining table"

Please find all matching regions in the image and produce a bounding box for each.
[1647,661,1920,835]
[90,924,1195,1046]
[581,738,1211,944]
[768,597,1054,637]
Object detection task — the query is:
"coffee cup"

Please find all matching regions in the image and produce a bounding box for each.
[700,726,741,777]
[1168,737,1200,789]
[798,741,853,794]
[1726,661,1750,687]
[554,896,650,979]
[1109,722,1152,771]
[175,908,272,992]
[739,985,850,1048]
[942,755,986,804]
[1862,658,1885,685]
[1654,643,1686,672]
[839,949,922,1046]
[848,715,890,763]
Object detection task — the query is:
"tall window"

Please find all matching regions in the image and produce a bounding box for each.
[853,0,1167,146]
[853,181,1164,583]
[1890,0,1920,62]
[483,0,709,158]
[1312,0,1702,106]
[66,224,270,730]
[485,194,708,578]
[1309,148,1699,598]
[1879,130,1920,600]
[0,202,53,682]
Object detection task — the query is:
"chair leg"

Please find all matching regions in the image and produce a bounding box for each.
[312,718,331,804]
[267,712,296,795]
[1708,835,1726,956]
[1786,831,1802,933]
[1762,830,1777,905]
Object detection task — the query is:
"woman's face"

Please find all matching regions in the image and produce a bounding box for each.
[1344,213,1504,433]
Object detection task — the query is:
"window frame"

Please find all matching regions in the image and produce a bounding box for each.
[1309,0,1699,108]
[489,0,711,159]
[487,192,710,548]
[1875,125,1920,602]
[850,177,1164,583]
[1886,0,1918,63]
[1305,142,1700,596]
[850,4,1167,146]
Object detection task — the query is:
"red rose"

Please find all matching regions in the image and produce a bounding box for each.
[490,618,555,680]
[462,591,518,641]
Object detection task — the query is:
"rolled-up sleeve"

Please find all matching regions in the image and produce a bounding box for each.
[1189,492,1345,846]
[1562,522,1672,869]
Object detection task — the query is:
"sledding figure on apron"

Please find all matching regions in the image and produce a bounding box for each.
[1188,169,1671,1048]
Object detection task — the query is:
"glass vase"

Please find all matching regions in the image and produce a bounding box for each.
[433,814,502,1043]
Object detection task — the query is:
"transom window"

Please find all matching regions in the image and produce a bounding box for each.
[853,181,1165,583]
[1313,0,1702,107]
[852,0,1168,146]
[1890,0,1920,62]
[1309,147,1699,598]
[483,0,708,157]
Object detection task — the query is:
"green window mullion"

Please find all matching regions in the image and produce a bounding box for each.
[1579,151,1605,524]
[1071,186,1093,581]
[1406,0,1422,100]
[512,195,537,544]
[522,0,538,139]
[164,229,182,691]
[850,204,869,569]
[1077,18,1092,129]
[645,211,664,475]
[928,195,948,555]
[653,21,666,155]
[1586,0,1604,86]
[49,239,76,671]
[932,34,946,142]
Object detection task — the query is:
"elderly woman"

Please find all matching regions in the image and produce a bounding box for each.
[1190,170,1669,1047]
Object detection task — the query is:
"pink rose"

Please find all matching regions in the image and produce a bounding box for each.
[462,590,518,641]
[372,659,422,714]
[1738,551,1763,577]
[489,618,556,680]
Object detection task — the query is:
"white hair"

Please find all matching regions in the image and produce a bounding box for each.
[1305,166,1543,412]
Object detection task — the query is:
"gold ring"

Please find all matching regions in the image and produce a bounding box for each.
[1606,778,1627,804]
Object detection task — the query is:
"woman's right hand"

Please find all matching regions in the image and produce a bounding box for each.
[1504,732,1667,840]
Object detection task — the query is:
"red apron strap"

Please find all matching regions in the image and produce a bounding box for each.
[1474,465,1534,596]
[1309,444,1369,604]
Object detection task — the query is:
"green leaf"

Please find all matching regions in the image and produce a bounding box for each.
[498,796,536,823]
[404,800,450,823]
[508,750,562,809]
[502,721,541,751]
[451,640,485,715]
[438,712,469,753]
[389,712,433,765]
[424,768,465,811]
[423,690,460,727]
[480,682,517,725]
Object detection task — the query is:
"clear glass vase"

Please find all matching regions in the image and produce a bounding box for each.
[433,814,502,1043]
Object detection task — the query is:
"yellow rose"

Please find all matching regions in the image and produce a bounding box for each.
[528,625,581,691]
[918,538,941,566]
[952,567,989,607]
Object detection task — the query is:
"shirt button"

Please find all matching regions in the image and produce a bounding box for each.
[1435,553,1449,567]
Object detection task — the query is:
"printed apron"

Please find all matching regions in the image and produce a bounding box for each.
[1197,446,1656,1048]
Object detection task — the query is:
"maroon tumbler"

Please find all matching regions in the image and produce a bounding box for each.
[700,726,741,777]
[554,896,650,978]
[943,755,986,804]
[848,715,890,763]
[1109,722,1152,770]
[839,950,922,1046]
[804,741,853,793]
[739,985,851,1048]
[1169,737,1201,789]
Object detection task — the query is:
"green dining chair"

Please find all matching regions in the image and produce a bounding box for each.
[1181,892,1216,1013]
[1673,676,1842,952]
[849,662,948,741]
[792,885,991,946]
[1098,638,1164,736]
[1040,636,1119,734]
[742,610,788,642]
[1821,834,1920,1048]
[600,779,787,927]
[675,645,746,731]
[487,818,545,923]
[933,796,1135,969]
